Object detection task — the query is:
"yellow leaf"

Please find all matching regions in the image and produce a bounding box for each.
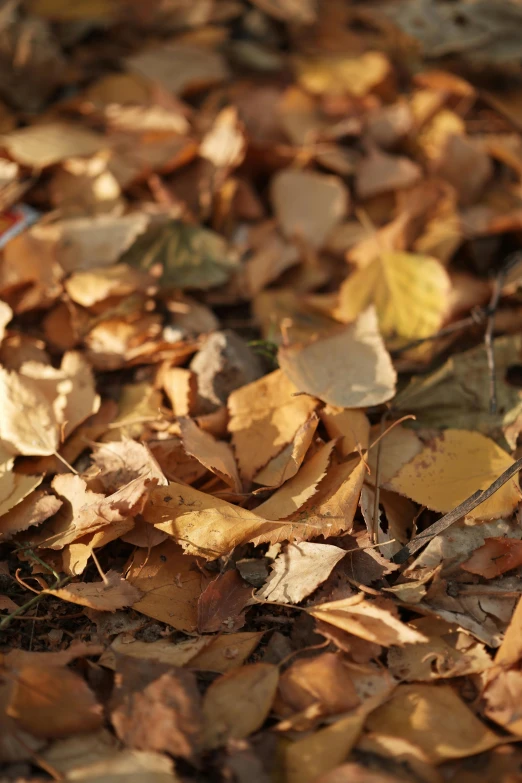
[179,416,241,492]
[336,251,451,342]
[202,663,279,748]
[278,308,396,408]
[254,413,318,487]
[366,684,502,763]
[320,406,370,457]
[293,52,391,97]
[386,429,522,519]
[228,369,318,482]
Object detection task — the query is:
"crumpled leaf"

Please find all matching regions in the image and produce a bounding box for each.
[202,663,279,748]
[45,570,142,611]
[308,594,428,647]
[278,308,397,408]
[336,251,451,343]
[386,429,522,519]
[122,220,239,290]
[256,542,347,604]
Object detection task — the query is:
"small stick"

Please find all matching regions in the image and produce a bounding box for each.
[392,456,522,564]
[484,274,503,414]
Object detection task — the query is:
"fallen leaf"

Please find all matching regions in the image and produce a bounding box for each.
[320,406,370,458]
[45,571,142,611]
[179,416,241,492]
[278,308,397,408]
[91,438,167,493]
[254,440,337,521]
[309,594,428,647]
[461,537,522,579]
[386,429,522,519]
[197,569,252,633]
[228,369,318,482]
[254,413,318,487]
[365,684,502,763]
[51,748,180,781]
[256,542,347,604]
[1,123,104,167]
[336,252,451,343]
[126,43,229,96]
[271,169,349,248]
[65,264,154,307]
[101,635,209,670]
[496,596,522,667]
[356,148,422,199]
[188,631,264,674]
[294,52,391,97]
[110,656,202,758]
[483,669,522,736]
[202,663,279,748]
[6,664,103,739]
[278,652,360,717]
[126,540,207,632]
[200,106,246,169]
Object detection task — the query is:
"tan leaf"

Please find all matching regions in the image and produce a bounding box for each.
[308,594,428,647]
[202,663,279,748]
[0,300,12,342]
[92,439,167,494]
[101,634,209,670]
[254,440,337,521]
[46,571,142,611]
[278,652,359,717]
[483,669,522,736]
[161,367,197,417]
[356,148,422,199]
[65,264,154,307]
[2,123,104,167]
[257,542,346,605]
[365,684,502,763]
[278,308,396,408]
[254,413,318,488]
[366,425,423,486]
[228,369,318,482]
[0,367,64,455]
[126,540,207,632]
[271,168,349,248]
[293,52,391,98]
[179,417,241,492]
[197,570,251,633]
[320,406,370,457]
[187,631,264,674]
[200,107,246,169]
[126,43,229,96]
[0,489,61,540]
[386,429,522,519]
[496,596,522,667]
[143,482,272,559]
[60,351,101,439]
[461,537,522,579]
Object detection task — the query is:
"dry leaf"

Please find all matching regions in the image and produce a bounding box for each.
[320,406,370,458]
[197,569,252,634]
[179,416,241,492]
[256,542,347,604]
[309,594,428,647]
[461,537,522,579]
[366,684,501,763]
[254,413,318,488]
[126,43,229,96]
[278,652,360,717]
[228,369,318,482]
[200,107,246,169]
[101,635,209,670]
[1,123,104,167]
[7,665,103,739]
[271,169,349,248]
[126,540,207,632]
[202,663,279,748]
[45,571,142,611]
[254,440,337,521]
[386,429,522,519]
[336,252,451,343]
[356,148,422,199]
[65,264,154,307]
[91,439,167,494]
[278,308,397,408]
[188,631,264,674]
[294,52,391,97]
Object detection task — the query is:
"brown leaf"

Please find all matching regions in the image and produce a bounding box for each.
[126,540,207,632]
[187,631,265,674]
[110,655,202,758]
[197,569,252,633]
[356,148,422,199]
[2,123,105,167]
[92,438,167,494]
[202,663,279,748]
[254,413,319,488]
[6,664,103,739]
[45,570,142,611]
[278,652,360,717]
[126,43,229,96]
[461,537,522,579]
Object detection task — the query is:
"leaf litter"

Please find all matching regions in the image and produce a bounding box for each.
[4,2,522,781]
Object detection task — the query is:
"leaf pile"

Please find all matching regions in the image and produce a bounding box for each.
[3,1,522,781]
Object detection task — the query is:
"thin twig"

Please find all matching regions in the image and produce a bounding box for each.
[392,456,522,564]
[485,275,503,414]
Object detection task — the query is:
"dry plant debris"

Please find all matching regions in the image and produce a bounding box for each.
[4,1,522,781]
